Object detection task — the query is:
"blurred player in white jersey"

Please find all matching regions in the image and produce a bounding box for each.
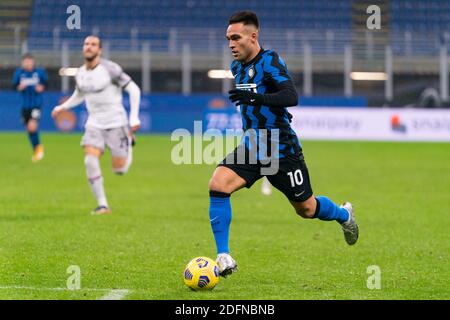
[261,176,272,195]
[52,35,141,215]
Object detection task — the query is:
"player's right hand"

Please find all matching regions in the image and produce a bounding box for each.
[228,89,264,106]
[17,83,27,91]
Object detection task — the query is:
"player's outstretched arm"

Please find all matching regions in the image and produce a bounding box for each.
[124,81,141,133]
[254,80,298,107]
[51,88,85,119]
[229,81,298,108]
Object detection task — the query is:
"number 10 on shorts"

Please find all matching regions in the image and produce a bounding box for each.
[287,170,303,187]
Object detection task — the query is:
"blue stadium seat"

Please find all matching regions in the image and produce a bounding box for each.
[27,0,448,55]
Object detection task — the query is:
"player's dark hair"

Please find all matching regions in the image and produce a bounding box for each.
[22,53,34,60]
[229,11,259,29]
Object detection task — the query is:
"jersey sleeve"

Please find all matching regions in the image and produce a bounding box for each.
[263,51,292,85]
[12,69,21,88]
[103,59,132,88]
[38,68,48,87]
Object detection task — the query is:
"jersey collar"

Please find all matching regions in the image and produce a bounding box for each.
[86,59,101,70]
[241,48,264,68]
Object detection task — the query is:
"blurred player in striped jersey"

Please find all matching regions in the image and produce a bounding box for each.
[12,53,48,162]
[52,35,141,215]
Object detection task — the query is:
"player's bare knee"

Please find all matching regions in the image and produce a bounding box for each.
[208,177,223,192]
[112,156,129,175]
[294,203,316,219]
[296,208,315,219]
[292,196,317,219]
[27,122,38,133]
[208,177,230,194]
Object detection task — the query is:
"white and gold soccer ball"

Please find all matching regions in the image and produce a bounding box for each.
[183,256,220,291]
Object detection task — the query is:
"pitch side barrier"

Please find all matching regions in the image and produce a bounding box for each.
[1,92,448,141]
[289,107,450,142]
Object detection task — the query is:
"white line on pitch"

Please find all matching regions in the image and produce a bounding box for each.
[99,289,130,300]
[0,285,125,293]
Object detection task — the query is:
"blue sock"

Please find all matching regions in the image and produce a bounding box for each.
[209,191,232,254]
[28,131,40,150]
[314,196,349,224]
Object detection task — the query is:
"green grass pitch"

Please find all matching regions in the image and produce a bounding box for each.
[0,132,448,299]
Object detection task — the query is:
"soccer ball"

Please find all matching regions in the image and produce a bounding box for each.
[183,256,220,291]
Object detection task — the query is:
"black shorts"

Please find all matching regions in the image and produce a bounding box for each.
[218,146,314,203]
[21,108,41,125]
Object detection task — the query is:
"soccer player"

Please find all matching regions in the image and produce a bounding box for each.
[12,53,48,162]
[51,35,141,215]
[209,12,359,277]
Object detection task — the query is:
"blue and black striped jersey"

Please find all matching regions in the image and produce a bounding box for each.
[231,48,301,158]
[12,67,48,109]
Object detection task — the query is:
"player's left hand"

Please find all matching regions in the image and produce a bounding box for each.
[130,125,140,146]
[228,89,264,106]
[51,106,64,119]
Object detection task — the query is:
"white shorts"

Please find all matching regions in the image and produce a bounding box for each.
[81,126,130,158]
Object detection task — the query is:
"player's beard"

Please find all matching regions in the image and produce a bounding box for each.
[84,52,98,62]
